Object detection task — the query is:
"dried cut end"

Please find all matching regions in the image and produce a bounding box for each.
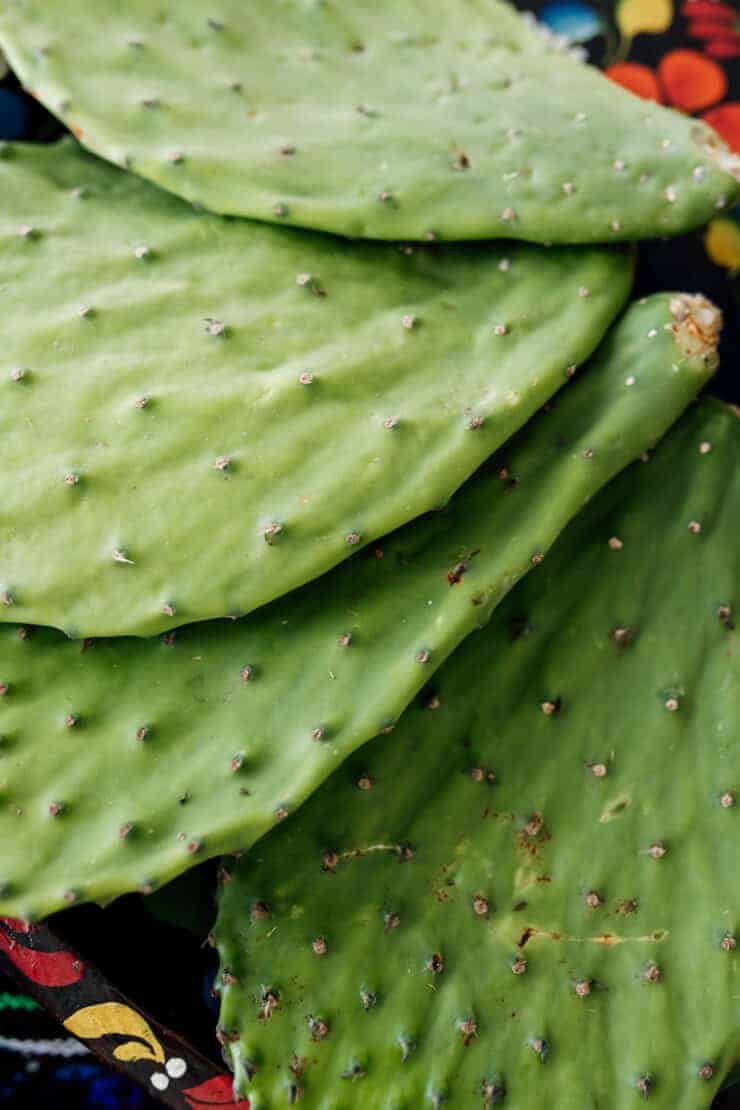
[669,294,721,367]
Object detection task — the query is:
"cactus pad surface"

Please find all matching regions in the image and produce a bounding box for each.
[216,396,739,1110]
[0,139,632,637]
[0,293,715,923]
[0,1,737,241]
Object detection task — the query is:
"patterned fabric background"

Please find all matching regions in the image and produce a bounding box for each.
[0,2,737,1106]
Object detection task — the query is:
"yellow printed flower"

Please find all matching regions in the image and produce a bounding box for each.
[617,0,673,37]
[705,217,740,275]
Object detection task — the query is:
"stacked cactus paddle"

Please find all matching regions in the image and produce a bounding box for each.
[0,1,737,1106]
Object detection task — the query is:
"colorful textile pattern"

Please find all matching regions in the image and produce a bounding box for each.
[0,918,246,1109]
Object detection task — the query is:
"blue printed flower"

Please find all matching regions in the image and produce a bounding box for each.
[539,1,604,42]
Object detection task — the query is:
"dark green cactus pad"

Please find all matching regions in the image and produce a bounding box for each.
[0,2,738,242]
[0,293,715,922]
[0,140,633,638]
[215,397,740,1109]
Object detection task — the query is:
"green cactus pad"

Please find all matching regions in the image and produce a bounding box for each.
[215,396,739,1110]
[0,140,633,638]
[0,293,715,923]
[0,1,737,242]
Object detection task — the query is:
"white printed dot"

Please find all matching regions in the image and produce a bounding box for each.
[166,1057,187,1078]
[151,1073,169,1092]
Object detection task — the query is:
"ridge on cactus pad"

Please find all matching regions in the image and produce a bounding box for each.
[215,397,740,1110]
[0,1,737,241]
[0,139,633,637]
[0,293,717,923]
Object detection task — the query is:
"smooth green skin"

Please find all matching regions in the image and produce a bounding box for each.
[0,140,632,638]
[0,295,712,923]
[0,2,737,242]
[216,398,739,1110]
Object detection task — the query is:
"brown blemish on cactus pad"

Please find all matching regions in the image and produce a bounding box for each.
[636,1073,653,1098]
[447,562,469,585]
[517,927,535,948]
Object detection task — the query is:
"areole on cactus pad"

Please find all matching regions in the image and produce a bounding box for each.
[0,139,633,638]
[0,293,717,923]
[0,1,737,242]
[215,396,739,1110]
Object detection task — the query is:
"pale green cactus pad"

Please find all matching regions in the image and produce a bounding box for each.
[0,140,633,638]
[0,1,737,241]
[215,397,739,1110]
[0,293,715,923]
